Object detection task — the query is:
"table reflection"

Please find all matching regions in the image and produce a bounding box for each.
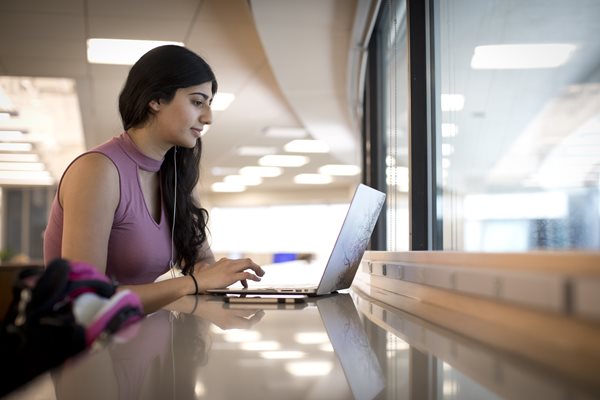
[5,290,599,400]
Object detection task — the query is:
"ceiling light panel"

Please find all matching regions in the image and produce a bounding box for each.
[441,94,465,112]
[0,87,14,110]
[259,155,309,167]
[211,167,241,176]
[284,139,330,153]
[0,143,33,152]
[318,164,361,176]
[0,130,30,141]
[441,123,458,137]
[224,174,262,186]
[470,44,576,69]
[263,127,307,139]
[86,38,184,65]
[211,93,235,111]
[0,170,53,185]
[294,174,333,184]
[236,146,277,156]
[442,143,455,156]
[0,162,45,171]
[211,182,246,193]
[0,153,39,162]
[239,166,283,177]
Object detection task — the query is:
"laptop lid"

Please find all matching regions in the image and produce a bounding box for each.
[314,183,385,295]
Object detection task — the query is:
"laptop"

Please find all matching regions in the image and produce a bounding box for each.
[207,183,386,296]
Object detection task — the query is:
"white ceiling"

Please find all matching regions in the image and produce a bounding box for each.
[0,0,362,197]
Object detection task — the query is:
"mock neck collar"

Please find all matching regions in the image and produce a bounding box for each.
[120,132,163,172]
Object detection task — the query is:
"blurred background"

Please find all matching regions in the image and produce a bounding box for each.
[1,0,599,264]
[0,0,364,265]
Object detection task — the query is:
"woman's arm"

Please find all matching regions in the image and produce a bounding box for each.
[59,154,263,314]
[60,153,118,272]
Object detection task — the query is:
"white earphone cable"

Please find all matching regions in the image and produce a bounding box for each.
[169,146,177,278]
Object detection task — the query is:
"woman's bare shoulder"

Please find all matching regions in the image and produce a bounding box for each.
[60,152,120,206]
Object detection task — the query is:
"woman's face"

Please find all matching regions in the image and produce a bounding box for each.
[151,82,213,148]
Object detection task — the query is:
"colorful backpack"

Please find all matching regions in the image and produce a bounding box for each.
[0,258,143,396]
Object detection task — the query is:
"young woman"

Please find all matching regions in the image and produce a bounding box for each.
[44,45,264,312]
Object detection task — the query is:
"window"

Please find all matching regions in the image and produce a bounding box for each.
[1,187,53,262]
[435,0,600,251]
[375,0,410,251]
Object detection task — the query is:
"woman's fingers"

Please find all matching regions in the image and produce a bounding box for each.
[237,259,264,277]
[220,257,264,277]
[237,271,262,282]
[201,257,265,289]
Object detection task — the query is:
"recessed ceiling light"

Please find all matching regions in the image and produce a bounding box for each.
[211,182,246,192]
[0,170,53,185]
[442,143,454,156]
[259,155,309,167]
[0,112,11,120]
[441,123,458,137]
[0,87,14,110]
[211,167,240,176]
[0,153,39,162]
[239,166,283,177]
[236,146,277,156]
[293,174,332,185]
[0,143,32,152]
[284,139,329,153]
[224,174,262,186]
[86,38,184,65]
[0,130,27,141]
[441,94,465,112]
[318,164,361,176]
[0,162,45,171]
[211,93,235,111]
[263,127,307,139]
[471,44,576,69]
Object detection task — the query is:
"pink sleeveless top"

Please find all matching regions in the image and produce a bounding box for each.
[44,132,172,284]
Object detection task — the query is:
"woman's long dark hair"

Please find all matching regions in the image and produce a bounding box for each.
[118,45,217,275]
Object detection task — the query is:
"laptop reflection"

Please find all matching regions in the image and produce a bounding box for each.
[315,294,385,400]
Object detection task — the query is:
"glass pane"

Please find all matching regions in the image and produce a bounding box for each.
[379,0,410,251]
[29,188,50,261]
[3,189,22,259]
[436,0,600,251]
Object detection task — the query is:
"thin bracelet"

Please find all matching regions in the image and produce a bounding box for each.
[189,274,199,295]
